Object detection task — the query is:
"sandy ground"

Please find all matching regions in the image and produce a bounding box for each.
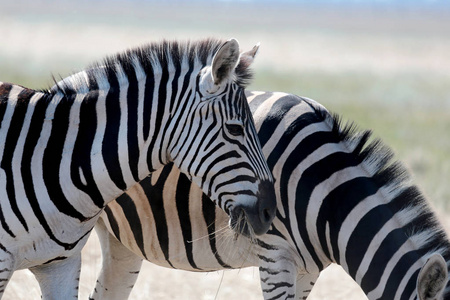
[6,214,450,299]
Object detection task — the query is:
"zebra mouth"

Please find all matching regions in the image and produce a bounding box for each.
[229,209,253,238]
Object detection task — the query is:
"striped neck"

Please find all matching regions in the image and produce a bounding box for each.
[289,111,450,299]
[48,40,221,207]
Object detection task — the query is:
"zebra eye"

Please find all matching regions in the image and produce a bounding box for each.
[226,123,244,136]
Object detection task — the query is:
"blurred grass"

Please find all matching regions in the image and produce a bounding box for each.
[1,1,449,213]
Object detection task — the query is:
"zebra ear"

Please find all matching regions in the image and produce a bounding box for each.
[199,39,240,96]
[239,42,260,66]
[417,253,448,300]
[211,38,240,86]
[234,42,259,87]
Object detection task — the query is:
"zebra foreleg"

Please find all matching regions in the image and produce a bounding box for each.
[89,217,143,300]
[259,259,298,300]
[29,252,81,300]
[0,252,14,299]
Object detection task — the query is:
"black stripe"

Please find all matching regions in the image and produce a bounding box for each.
[176,99,209,170]
[1,88,34,235]
[166,90,194,159]
[156,59,170,165]
[308,152,367,264]
[381,251,422,299]
[0,83,15,237]
[43,93,86,220]
[71,91,104,208]
[185,103,219,174]
[123,61,140,182]
[282,131,340,270]
[262,281,294,293]
[207,161,253,199]
[360,228,409,292]
[345,188,406,278]
[141,166,172,265]
[43,256,67,265]
[400,269,420,300]
[145,72,165,170]
[103,68,127,190]
[165,62,196,157]
[317,180,376,262]
[142,61,154,142]
[115,193,145,257]
[104,206,121,242]
[168,75,202,169]
[265,112,324,170]
[202,192,232,268]
[168,50,181,113]
[257,94,302,148]
[176,171,200,270]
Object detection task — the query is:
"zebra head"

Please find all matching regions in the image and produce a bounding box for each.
[168,39,276,236]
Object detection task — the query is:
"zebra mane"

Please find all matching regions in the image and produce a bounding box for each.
[322,108,450,256]
[49,38,253,95]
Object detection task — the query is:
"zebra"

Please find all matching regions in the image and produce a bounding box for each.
[93,91,450,300]
[0,39,277,299]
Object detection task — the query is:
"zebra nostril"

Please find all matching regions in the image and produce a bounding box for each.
[262,208,271,223]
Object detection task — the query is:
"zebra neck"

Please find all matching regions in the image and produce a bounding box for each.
[54,59,202,209]
[312,172,450,299]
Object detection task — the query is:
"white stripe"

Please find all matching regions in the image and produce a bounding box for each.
[0,85,21,158]
[90,71,122,203]
[148,58,163,170]
[305,164,362,264]
[245,90,268,103]
[252,92,287,133]
[131,57,150,180]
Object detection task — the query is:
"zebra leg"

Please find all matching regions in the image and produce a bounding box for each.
[29,253,81,300]
[89,218,143,300]
[295,273,319,300]
[0,252,14,298]
[259,259,298,300]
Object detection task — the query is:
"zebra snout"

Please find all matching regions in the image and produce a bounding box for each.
[230,180,276,237]
[256,179,277,233]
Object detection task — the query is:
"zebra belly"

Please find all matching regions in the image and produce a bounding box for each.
[101,202,258,272]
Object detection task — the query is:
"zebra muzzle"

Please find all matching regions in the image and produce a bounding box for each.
[229,180,276,237]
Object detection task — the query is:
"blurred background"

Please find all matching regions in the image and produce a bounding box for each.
[1,0,449,299]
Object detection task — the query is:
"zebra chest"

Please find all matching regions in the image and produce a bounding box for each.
[14,231,91,270]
